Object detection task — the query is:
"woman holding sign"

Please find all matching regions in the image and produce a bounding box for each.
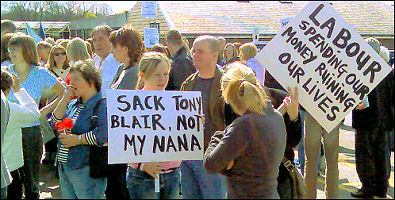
[126,52,182,199]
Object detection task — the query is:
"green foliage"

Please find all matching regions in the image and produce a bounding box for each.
[1,1,112,21]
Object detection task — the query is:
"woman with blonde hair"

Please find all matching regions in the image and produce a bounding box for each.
[126,52,182,199]
[204,62,296,198]
[66,37,91,65]
[41,44,71,165]
[221,43,239,69]
[239,42,265,85]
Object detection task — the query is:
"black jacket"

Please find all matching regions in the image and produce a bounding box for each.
[352,70,394,131]
[166,46,196,91]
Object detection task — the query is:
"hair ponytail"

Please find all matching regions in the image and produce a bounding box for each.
[221,62,268,115]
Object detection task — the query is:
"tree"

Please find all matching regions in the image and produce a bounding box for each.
[1,1,112,21]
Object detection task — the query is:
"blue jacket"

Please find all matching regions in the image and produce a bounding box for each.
[51,92,107,170]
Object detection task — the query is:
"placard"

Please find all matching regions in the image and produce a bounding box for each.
[144,27,159,48]
[255,1,393,132]
[141,1,157,18]
[107,90,204,164]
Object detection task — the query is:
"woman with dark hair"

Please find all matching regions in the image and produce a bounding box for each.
[107,24,146,199]
[50,59,108,199]
[109,24,146,90]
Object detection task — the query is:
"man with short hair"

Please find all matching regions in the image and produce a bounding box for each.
[1,20,16,38]
[165,30,196,91]
[91,24,129,199]
[180,35,235,199]
[92,24,120,98]
[217,36,226,65]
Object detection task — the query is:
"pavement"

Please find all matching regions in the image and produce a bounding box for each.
[38,113,394,199]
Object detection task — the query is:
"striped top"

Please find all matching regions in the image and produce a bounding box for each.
[52,104,98,165]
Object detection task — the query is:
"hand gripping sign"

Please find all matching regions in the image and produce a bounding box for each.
[255,1,393,132]
[106,89,204,164]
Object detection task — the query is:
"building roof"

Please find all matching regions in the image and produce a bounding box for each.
[69,12,129,30]
[154,1,393,38]
[13,21,69,29]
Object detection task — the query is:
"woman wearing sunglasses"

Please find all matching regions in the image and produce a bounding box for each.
[41,45,72,166]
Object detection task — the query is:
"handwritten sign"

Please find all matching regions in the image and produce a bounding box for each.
[144,27,159,48]
[107,90,204,164]
[141,1,157,18]
[255,1,393,132]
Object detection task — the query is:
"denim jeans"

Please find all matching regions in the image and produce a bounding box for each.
[58,163,107,199]
[180,160,227,199]
[127,167,180,199]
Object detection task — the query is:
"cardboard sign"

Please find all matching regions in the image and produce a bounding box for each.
[144,27,159,48]
[255,1,393,132]
[141,1,157,18]
[107,90,204,164]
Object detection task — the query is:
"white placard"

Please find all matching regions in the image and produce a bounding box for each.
[141,1,157,18]
[107,90,204,164]
[255,1,393,133]
[144,27,159,48]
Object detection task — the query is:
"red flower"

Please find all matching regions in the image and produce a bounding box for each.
[62,118,74,129]
[55,121,64,130]
[54,118,74,130]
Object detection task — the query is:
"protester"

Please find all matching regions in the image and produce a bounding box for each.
[126,52,182,199]
[37,41,53,66]
[91,24,120,98]
[56,38,64,44]
[108,24,146,199]
[86,38,95,54]
[304,95,342,197]
[239,42,265,85]
[1,70,40,199]
[1,19,16,38]
[109,24,145,90]
[44,37,56,46]
[6,34,65,199]
[221,43,239,69]
[217,36,226,65]
[41,45,71,166]
[50,59,108,199]
[180,35,231,199]
[66,37,91,66]
[85,41,94,58]
[151,43,171,58]
[59,39,69,50]
[165,30,196,91]
[351,38,392,199]
[1,33,15,68]
[203,63,288,198]
[1,91,12,199]
[233,42,241,59]
[182,37,192,56]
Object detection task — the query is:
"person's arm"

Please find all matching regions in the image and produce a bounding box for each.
[204,118,249,173]
[60,99,108,148]
[52,86,75,121]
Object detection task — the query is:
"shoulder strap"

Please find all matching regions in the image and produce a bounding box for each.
[91,98,105,128]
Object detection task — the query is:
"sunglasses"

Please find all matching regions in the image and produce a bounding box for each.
[54,52,67,56]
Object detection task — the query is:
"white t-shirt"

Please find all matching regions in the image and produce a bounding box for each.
[94,54,120,97]
[2,89,40,172]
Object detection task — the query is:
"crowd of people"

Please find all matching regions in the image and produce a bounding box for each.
[0,18,394,199]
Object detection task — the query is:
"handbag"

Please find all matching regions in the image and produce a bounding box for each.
[89,98,109,179]
[282,157,306,199]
